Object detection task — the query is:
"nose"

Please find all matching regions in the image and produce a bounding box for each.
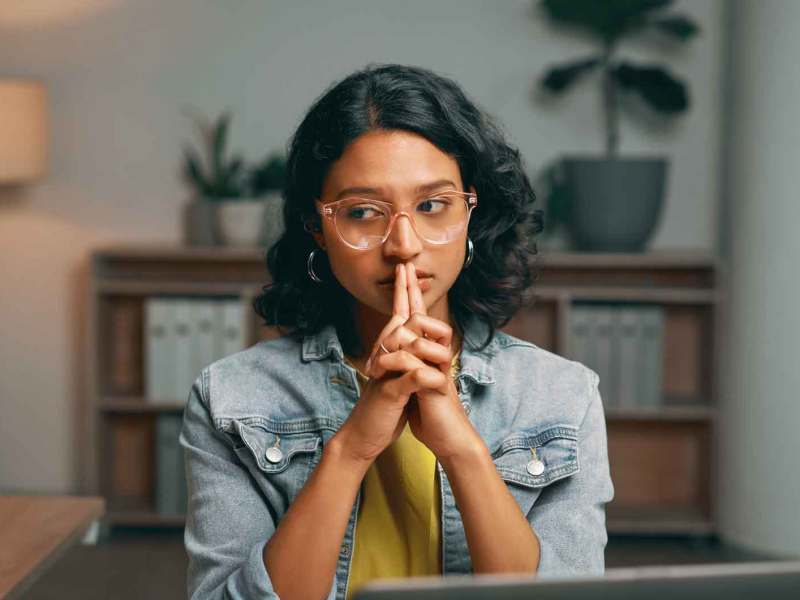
[382,212,423,258]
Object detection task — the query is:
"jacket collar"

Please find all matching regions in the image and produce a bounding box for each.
[301,313,497,386]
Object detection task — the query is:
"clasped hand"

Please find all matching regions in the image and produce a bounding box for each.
[363,262,480,462]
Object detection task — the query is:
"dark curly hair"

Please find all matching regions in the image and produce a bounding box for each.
[253,63,543,357]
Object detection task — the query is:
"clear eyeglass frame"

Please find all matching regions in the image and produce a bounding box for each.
[313,190,478,251]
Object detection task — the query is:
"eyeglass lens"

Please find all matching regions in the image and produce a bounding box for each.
[334,193,470,249]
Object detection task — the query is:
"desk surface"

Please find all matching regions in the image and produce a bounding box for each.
[0,495,105,599]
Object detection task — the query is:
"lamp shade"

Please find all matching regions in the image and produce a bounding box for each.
[0,79,48,183]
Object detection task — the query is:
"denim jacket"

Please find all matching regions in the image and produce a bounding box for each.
[180,314,614,600]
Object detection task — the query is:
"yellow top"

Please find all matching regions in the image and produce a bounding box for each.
[343,346,461,600]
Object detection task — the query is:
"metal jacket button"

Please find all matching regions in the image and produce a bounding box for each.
[527,459,545,476]
[527,447,545,475]
[266,436,283,463]
[265,447,283,463]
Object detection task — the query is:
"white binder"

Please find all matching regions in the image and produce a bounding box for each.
[145,298,176,404]
[639,307,664,408]
[172,299,194,404]
[593,306,616,409]
[568,304,594,368]
[218,300,246,360]
[616,306,642,409]
[191,300,217,385]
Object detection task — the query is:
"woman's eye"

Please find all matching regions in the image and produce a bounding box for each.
[345,204,383,220]
[417,198,449,214]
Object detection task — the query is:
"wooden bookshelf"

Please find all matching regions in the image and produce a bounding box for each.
[86,246,722,535]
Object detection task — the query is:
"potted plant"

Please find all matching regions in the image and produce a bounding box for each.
[181,110,286,247]
[247,151,287,250]
[536,0,700,251]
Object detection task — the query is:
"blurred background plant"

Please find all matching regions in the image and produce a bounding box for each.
[180,109,286,246]
[247,152,287,197]
[534,0,701,252]
[182,110,246,200]
[538,0,700,156]
[181,109,286,200]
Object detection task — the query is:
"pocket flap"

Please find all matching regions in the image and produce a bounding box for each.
[491,425,579,489]
[231,420,321,474]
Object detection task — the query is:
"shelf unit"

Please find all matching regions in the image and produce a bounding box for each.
[86,245,722,534]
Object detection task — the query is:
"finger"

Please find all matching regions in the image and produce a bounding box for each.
[405,336,452,373]
[376,324,417,356]
[378,327,451,374]
[385,363,449,398]
[406,263,427,317]
[366,314,405,374]
[370,346,448,383]
[369,348,424,380]
[402,313,453,350]
[366,265,409,372]
[394,262,409,319]
[366,316,403,374]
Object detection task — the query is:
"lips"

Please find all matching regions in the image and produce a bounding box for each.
[378,267,432,284]
[378,276,432,286]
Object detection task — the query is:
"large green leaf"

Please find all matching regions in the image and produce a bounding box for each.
[613,61,689,113]
[540,0,673,40]
[182,146,209,194]
[651,14,700,40]
[211,112,231,185]
[540,56,601,93]
[249,153,287,195]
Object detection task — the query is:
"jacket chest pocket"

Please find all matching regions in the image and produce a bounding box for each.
[226,420,323,511]
[491,425,579,514]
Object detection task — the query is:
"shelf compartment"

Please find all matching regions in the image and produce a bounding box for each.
[534,286,718,305]
[501,299,560,353]
[606,505,713,535]
[96,280,254,296]
[101,398,186,413]
[107,510,186,528]
[607,420,711,518]
[606,405,715,422]
[102,414,156,515]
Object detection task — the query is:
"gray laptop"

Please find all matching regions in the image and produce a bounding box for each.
[352,560,800,600]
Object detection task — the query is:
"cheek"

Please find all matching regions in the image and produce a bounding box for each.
[326,247,372,293]
[440,245,467,281]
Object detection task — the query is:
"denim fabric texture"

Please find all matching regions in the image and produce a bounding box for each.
[180,313,615,600]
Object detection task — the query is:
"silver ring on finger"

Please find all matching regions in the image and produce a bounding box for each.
[379,341,390,354]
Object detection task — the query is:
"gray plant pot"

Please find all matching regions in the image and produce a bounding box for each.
[183,197,218,246]
[562,156,668,252]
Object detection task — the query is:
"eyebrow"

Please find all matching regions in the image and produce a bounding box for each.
[334,179,457,201]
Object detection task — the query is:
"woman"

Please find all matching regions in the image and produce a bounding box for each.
[181,63,614,600]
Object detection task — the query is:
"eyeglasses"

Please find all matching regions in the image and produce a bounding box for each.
[313,190,477,250]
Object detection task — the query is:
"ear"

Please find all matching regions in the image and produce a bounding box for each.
[312,230,327,251]
[309,198,327,250]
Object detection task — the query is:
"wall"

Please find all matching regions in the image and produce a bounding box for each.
[716,0,800,556]
[0,0,723,494]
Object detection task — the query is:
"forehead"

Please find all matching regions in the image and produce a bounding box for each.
[320,130,462,199]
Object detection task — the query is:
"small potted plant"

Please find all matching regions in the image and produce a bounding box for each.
[247,151,286,250]
[182,110,286,247]
[536,0,700,252]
